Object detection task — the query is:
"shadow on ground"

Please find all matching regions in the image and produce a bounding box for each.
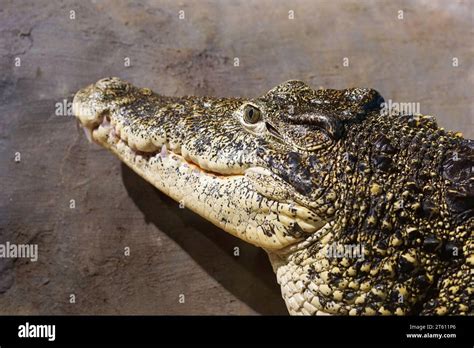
[121,164,288,315]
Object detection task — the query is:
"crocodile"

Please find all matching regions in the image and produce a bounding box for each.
[73,77,473,315]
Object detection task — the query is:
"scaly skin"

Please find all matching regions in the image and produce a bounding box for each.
[73,77,473,315]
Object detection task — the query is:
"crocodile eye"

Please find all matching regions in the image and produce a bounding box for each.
[243,105,262,124]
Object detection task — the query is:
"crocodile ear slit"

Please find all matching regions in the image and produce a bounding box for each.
[307,114,341,140]
[265,121,284,140]
[286,113,342,140]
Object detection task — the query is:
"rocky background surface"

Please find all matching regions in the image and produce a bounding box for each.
[0,0,472,314]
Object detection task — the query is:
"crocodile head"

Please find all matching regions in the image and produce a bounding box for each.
[74,77,473,315]
[73,78,355,250]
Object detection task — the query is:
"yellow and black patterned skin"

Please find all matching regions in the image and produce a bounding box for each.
[74,77,473,315]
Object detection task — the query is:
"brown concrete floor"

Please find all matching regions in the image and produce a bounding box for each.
[0,0,472,314]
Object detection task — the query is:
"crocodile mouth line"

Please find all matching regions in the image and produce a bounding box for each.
[82,113,244,179]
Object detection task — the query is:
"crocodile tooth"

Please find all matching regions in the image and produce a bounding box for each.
[81,125,92,143]
[101,115,110,128]
[160,144,168,157]
[109,127,117,140]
